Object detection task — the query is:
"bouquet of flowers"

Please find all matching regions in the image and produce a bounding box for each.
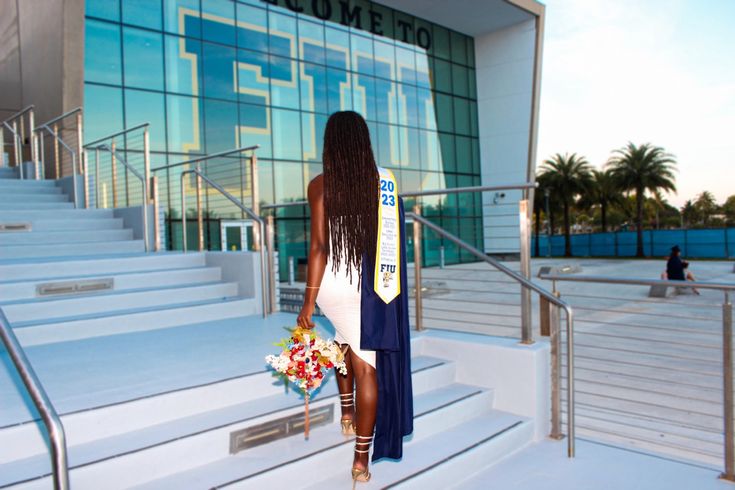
[265,326,347,438]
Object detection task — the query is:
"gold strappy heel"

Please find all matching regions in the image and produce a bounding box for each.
[352,435,372,488]
[339,392,356,436]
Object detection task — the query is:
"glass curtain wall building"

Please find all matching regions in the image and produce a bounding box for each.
[84,0,483,278]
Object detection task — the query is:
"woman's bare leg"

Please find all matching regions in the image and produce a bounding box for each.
[335,343,355,422]
[350,351,378,471]
[687,272,700,294]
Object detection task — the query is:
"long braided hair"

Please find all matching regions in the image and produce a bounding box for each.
[322,111,379,287]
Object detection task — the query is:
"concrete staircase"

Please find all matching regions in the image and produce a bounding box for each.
[0,170,537,489]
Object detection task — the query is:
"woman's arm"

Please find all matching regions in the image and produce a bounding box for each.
[297,175,328,329]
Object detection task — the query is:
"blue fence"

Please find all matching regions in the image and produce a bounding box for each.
[533,228,735,258]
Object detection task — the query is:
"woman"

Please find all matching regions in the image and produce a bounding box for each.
[296,111,413,486]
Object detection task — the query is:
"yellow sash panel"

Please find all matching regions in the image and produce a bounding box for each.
[374,167,401,304]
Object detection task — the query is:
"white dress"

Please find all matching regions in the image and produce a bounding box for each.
[316,254,376,368]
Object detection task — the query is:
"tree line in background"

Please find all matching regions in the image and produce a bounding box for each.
[534,142,735,258]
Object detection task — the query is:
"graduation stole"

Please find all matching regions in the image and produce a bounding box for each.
[374,167,401,304]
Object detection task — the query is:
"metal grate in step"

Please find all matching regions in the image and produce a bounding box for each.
[0,222,32,232]
[229,404,334,454]
[36,278,115,297]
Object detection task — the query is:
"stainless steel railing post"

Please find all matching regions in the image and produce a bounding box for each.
[196,166,204,252]
[95,148,100,209]
[266,214,277,313]
[181,171,188,252]
[52,122,60,179]
[519,199,533,344]
[250,153,261,251]
[83,151,89,208]
[549,296,563,440]
[111,140,118,208]
[565,305,575,457]
[413,204,423,331]
[152,176,160,251]
[12,121,22,177]
[722,291,734,481]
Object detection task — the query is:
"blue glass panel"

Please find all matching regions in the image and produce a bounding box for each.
[269,55,299,109]
[433,58,452,93]
[373,40,395,80]
[274,161,304,203]
[325,27,349,70]
[451,63,469,97]
[415,52,431,88]
[398,84,418,128]
[450,31,468,66]
[166,94,204,154]
[301,112,327,162]
[326,68,350,114]
[202,41,237,100]
[416,88,436,130]
[401,127,420,170]
[301,62,328,114]
[271,108,301,160]
[204,98,239,153]
[353,74,376,122]
[84,84,123,143]
[201,0,236,45]
[396,47,415,85]
[438,132,455,172]
[236,3,268,52]
[374,79,396,124]
[237,48,270,105]
[164,0,200,37]
[435,93,454,133]
[122,0,162,30]
[238,103,272,158]
[87,0,120,21]
[351,34,374,76]
[299,19,325,64]
[85,20,122,85]
[124,90,167,151]
[453,97,470,135]
[123,27,165,90]
[419,130,440,172]
[269,12,296,56]
[165,34,202,95]
[376,123,400,168]
[432,25,450,60]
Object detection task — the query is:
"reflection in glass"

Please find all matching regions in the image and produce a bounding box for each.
[237,3,268,52]
[271,109,301,160]
[373,41,395,80]
[202,42,237,100]
[166,94,203,154]
[164,0,200,37]
[453,97,470,135]
[201,0,236,46]
[204,98,239,153]
[239,103,272,158]
[274,161,305,203]
[87,0,120,21]
[125,89,167,152]
[298,20,325,64]
[123,27,165,90]
[301,112,327,162]
[237,49,270,105]
[84,84,124,144]
[165,35,201,95]
[351,34,374,76]
[85,20,122,85]
[269,55,300,109]
[326,68,350,114]
[301,62,328,114]
[325,27,349,70]
[122,0,162,30]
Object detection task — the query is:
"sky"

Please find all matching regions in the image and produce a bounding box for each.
[537,0,735,207]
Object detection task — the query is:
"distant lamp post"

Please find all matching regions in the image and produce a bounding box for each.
[544,188,552,257]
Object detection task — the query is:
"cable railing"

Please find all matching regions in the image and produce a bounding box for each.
[0,308,69,490]
[1,106,37,177]
[34,108,83,194]
[538,271,735,479]
[178,161,268,318]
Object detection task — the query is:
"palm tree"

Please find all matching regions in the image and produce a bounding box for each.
[681,200,696,228]
[539,153,593,257]
[532,174,550,257]
[607,143,677,257]
[578,169,624,232]
[694,191,718,226]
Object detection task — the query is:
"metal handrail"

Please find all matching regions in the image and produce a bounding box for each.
[539,271,735,476]
[2,104,35,123]
[408,210,576,457]
[152,145,260,172]
[259,182,536,210]
[180,167,269,318]
[1,121,24,178]
[0,308,69,490]
[34,107,82,131]
[83,122,150,149]
[93,143,150,252]
[538,273,735,291]
[37,124,78,207]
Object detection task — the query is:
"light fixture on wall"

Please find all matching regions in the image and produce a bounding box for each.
[492,192,506,204]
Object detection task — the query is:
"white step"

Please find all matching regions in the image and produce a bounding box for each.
[0,228,133,246]
[16,297,257,346]
[0,208,114,220]
[0,201,74,210]
[0,253,205,282]
[0,217,124,232]
[129,383,499,490]
[3,282,240,324]
[0,192,67,202]
[0,266,221,302]
[0,239,145,259]
[0,185,62,195]
[0,167,19,178]
[0,179,57,189]
[0,358,472,489]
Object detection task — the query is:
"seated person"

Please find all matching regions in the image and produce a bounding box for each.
[662,245,700,294]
